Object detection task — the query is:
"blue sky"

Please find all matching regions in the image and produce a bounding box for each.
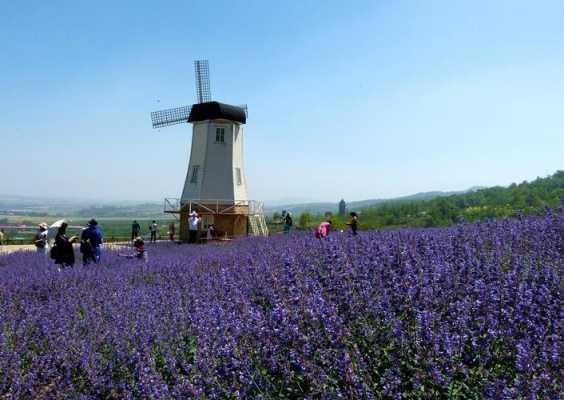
[1,0,563,203]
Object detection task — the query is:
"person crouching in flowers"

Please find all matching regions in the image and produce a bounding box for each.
[119,237,147,262]
[51,222,78,269]
[314,220,332,239]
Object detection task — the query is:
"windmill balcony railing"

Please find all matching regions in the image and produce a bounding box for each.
[164,198,264,216]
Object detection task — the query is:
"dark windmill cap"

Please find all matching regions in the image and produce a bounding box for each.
[188,101,246,124]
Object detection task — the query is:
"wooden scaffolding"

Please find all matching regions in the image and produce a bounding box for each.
[164,198,268,242]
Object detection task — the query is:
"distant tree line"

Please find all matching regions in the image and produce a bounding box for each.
[284,171,563,231]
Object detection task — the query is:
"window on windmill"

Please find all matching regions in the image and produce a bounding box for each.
[236,168,242,185]
[191,166,199,183]
[215,127,225,143]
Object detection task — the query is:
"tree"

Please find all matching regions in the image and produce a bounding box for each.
[298,213,312,230]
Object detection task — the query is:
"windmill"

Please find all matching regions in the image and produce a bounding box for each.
[150,60,267,241]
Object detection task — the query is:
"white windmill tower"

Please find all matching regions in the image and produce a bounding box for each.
[150,60,268,240]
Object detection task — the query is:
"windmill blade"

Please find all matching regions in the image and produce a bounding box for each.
[194,60,211,103]
[151,105,192,128]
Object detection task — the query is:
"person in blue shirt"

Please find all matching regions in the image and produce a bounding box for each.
[81,219,103,263]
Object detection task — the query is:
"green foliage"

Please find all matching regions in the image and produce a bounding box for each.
[302,171,563,231]
[298,213,312,229]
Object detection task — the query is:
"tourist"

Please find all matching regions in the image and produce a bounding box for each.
[79,226,96,265]
[82,219,103,262]
[283,212,293,234]
[131,220,141,241]
[206,223,217,241]
[52,222,77,268]
[149,220,158,243]
[315,220,332,239]
[188,212,201,244]
[347,212,359,236]
[0,229,5,245]
[33,223,49,254]
[168,222,176,241]
[119,237,147,261]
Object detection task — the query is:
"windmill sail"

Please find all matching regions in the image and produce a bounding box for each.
[151,105,192,129]
[194,60,211,103]
[150,59,246,129]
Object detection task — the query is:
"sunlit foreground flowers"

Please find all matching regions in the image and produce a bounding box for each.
[0,212,562,399]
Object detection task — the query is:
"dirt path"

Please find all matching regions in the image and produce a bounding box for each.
[0,242,133,255]
[0,244,35,254]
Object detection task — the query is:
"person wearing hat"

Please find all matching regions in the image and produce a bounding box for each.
[188,212,201,244]
[34,223,49,254]
[81,219,103,263]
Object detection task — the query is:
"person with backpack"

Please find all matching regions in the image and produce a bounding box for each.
[149,220,158,243]
[283,212,293,234]
[82,219,103,263]
[51,222,77,269]
[34,223,49,254]
[131,220,141,241]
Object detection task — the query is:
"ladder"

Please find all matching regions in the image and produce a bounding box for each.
[257,214,269,236]
[249,214,269,237]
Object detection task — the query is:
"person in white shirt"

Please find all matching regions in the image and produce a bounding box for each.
[34,223,49,254]
[188,212,201,244]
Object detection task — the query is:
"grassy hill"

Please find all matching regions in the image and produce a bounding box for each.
[294,171,563,231]
[264,188,482,216]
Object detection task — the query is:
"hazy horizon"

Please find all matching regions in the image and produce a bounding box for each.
[0,172,548,206]
[2,1,563,202]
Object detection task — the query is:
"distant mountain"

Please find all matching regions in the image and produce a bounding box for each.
[1,186,488,218]
[264,187,485,216]
[0,195,164,218]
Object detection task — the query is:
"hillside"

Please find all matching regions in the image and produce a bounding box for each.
[264,188,482,216]
[307,171,563,230]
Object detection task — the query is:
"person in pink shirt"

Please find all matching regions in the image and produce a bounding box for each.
[315,220,332,238]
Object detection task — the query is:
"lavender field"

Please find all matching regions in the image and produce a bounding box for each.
[0,213,562,399]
